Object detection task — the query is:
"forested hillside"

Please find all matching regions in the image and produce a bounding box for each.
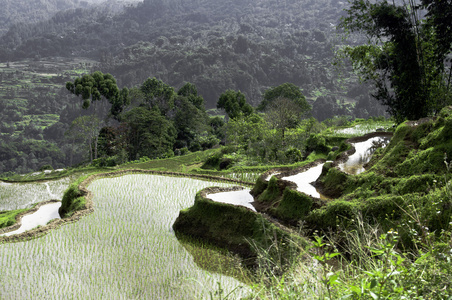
[0,0,386,116]
[0,0,391,175]
[0,0,132,36]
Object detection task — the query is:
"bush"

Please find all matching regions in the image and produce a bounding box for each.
[39,164,53,171]
[59,183,85,217]
[201,151,223,170]
[284,147,302,163]
[274,188,313,221]
[258,176,282,203]
[306,134,329,153]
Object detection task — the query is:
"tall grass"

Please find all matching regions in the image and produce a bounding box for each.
[248,209,452,299]
[0,175,247,299]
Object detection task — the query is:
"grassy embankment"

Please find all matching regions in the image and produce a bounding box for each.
[248,107,452,299]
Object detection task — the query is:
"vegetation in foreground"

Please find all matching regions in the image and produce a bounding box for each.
[1,112,451,299]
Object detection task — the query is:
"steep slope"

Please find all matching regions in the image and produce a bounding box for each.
[0,0,385,116]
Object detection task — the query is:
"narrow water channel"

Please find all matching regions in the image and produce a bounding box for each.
[339,136,390,175]
[1,202,61,236]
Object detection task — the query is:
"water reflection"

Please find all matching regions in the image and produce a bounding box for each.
[282,164,329,199]
[339,136,390,175]
[207,189,256,211]
[1,202,61,236]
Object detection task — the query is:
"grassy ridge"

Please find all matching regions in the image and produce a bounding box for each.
[0,209,27,228]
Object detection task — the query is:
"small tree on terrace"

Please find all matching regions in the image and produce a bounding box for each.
[259,83,311,138]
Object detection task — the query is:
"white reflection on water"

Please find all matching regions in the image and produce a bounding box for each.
[1,202,61,236]
[207,189,256,211]
[339,136,390,175]
[282,164,325,198]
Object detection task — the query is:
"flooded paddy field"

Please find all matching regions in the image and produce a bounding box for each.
[0,175,247,299]
[0,177,71,211]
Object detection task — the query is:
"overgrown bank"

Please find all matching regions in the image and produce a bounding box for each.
[1,169,255,243]
[173,186,305,268]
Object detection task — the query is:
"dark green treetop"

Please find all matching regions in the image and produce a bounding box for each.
[177,82,205,110]
[258,83,310,113]
[66,71,130,116]
[217,89,253,119]
[140,77,176,115]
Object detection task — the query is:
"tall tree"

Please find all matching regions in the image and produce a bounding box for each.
[217,89,253,120]
[140,77,175,115]
[66,115,102,163]
[66,71,130,117]
[122,106,176,160]
[177,82,204,110]
[258,83,311,137]
[258,83,310,113]
[340,0,452,123]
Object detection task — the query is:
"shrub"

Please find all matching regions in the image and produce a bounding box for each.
[59,183,85,217]
[39,164,53,171]
[306,200,359,231]
[201,151,223,170]
[284,147,302,163]
[258,176,282,203]
[306,134,329,153]
[274,188,313,221]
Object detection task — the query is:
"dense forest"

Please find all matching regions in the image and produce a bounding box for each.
[0,0,388,175]
[0,0,383,111]
[0,0,133,36]
[2,0,449,176]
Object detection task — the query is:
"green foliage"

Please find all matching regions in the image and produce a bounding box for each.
[362,195,406,225]
[305,134,330,153]
[258,83,310,113]
[140,77,176,115]
[217,90,253,120]
[173,189,303,269]
[122,106,177,160]
[340,0,452,122]
[318,164,349,197]
[60,182,85,218]
[274,188,313,221]
[38,164,53,171]
[66,71,129,116]
[284,147,302,164]
[250,176,268,197]
[177,82,204,110]
[306,200,359,230]
[201,151,223,170]
[0,209,27,228]
[257,176,281,203]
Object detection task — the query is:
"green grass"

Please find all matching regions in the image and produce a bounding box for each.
[0,209,27,228]
[119,149,218,172]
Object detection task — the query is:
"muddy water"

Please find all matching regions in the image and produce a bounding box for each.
[282,164,329,199]
[339,136,390,175]
[1,202,61,236]
[207,189,256,211]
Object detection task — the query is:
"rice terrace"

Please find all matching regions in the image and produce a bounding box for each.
[2,112,452,299]
[1,0,452,298]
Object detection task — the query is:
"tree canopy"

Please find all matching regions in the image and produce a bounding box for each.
[340,0,452,123]
[140,77,176,115]
[258,83,310,113]
[66,71,130,116]
[217,90,253,120]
